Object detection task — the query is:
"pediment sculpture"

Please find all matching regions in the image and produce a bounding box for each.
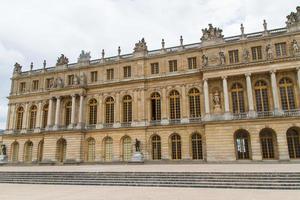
[78,50,91,63]
[201,24,224,42]
[13,62,22,74]
[134,38,148,53]
[56,54,69,66]
[286,7,300,28]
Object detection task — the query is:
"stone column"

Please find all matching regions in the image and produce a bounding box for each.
[161,87,169,125]
[77,94,85,129]
[70,94,76,128]
[6,104,11,130]
[53,96,61,130]
[270,70,280,115]
[113,92,121,128]
[181,85,189,123]
[203,79,210,120]
[9,104,16,131]
[35,101,43,132]
[222,76,230,115]
[21,102,29,132]
[46,97,54,130]
[140,89,147,126]
[245,73,255,117]
[297,67,300,94]
[96,94,103,129]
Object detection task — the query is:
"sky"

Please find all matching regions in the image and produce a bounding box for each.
[0,0,299,129]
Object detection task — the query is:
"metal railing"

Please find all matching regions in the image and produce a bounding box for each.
[150,120,161,125]
[121,122,131,127]
[103,123,113,128]
[256,111,275,118]
[232,113,249,120]
[169,119,181,124]
[189,117,202,123]
[283,109,300,117]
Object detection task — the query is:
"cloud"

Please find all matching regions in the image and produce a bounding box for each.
[0,0,299,129]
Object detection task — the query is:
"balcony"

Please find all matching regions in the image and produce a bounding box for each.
[283,109,300,117]
[169,119,181,124]
[103,123,113,128]
[150,120,161,126]
[86,124,96,130]
[189,117,202,123]
[232,113,249,120]
[121,122,131,127]
[256,111,275,118]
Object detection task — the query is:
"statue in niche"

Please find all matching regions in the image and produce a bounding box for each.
[213,90,222,113]
[219,51,226,65]
[80,73,87,86]
[13,63,22,74]
[54,77,64,88]
[202,54,208,66]
[266,44,273,60]
[292,39,299,55]
[243,49,250,63]
[1,145,6,156]
[135,139,141,152]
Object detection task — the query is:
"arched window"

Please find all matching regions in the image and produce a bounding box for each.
[151,93,161,121]
[191,132,203,160]
[89,99,97,125]
[169,90,181,120]
[260,129,277,159]
[122,95,132,123]
[235,130,251,159]
[105,97,114,124]
[231,83,245,113]
[104,137,113,161]
[287,128,300,159]
[11,142,19,162]
[29,105,37,130]
[171,134,181,160]
[254,81,269,112]
[37,139,44,162]
[189,88,201,118]
[56,138,67,163]
[16,107,24,130]
[86,138,95,162]
[65,101,72,126]
[122,136,132,161]
[279,78,296,111]
[42,104,48,129]
[151,135,161,160]
[24,141,33,163]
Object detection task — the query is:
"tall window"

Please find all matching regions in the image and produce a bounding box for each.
[89,99,97,125]
[122,95,132,123]
[29,105,37,130]
[229,50,239,63]
[90,71,98,83]
[105,97,114,124]
[20,82,26,92]
[189,88,201,118]
[287,128,300,159]
[169,90,181,120]
[231,83,245,113]
[65,101,72,126]
[122,136,132,161]
[86,138,95,162]
[107,68,114,80]
[251,46,262,61]
[68,75,74,85]
[188,57,197,69]
[151,62,159,74]
[275,42,287,57]
[16,107,24,130]
[279,78,295,111]
[169,60,177,72]
[32,80,39,91]
[37,140,44,162]
[104,137,113,161]
[235,130,251,160]
[11,142,19,162]
[56,138,67,163]
[123,66,131,78]
[151,135,161,160]
[191,133,203,160]
[151,92,161,121]
[254,80,269,112]
[24,141,33,163]
[171,134,181,160]
[42,104,48,129]
[260,129,276,159]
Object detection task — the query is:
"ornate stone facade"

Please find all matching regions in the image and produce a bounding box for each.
[2,7,300,164]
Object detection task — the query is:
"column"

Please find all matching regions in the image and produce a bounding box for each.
[203,79,210,120]
[113,92,121,128]
[35,101,43,131]
[270,70,280,115]
[21,102,29,132]
[245,73,255,117]
[9,104,16,131]
[77,94,85,129]
[96,94,103,129]
[181,85,189,123]
[54,96,61,130]
[70,94,76,128]
[6,104,11,130]
[222,76,231,120]
[161,87,169,125]
[297,67,300,94]
[140,89,146,125]
[46,98,54,130]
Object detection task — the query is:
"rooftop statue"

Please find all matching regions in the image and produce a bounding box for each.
[286,6,300,31]
[56,54,69,66]
[78,50,91,63]
[201,24,224,42]
[13,62,22,74]
[134,38,148,53]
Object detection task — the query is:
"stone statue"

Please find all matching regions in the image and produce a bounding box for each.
[201,24,224,42]
[43,60,47,69]
[80,73,87,86]
[135,139,141,152]
[266,44,273,60]
[134,38,148,53]
[55,77,64,88]
[202,54,208,66]
[213,91,221,106]
[56,54,69,66]
[286,6,300,29]
[1,145,6,156]
[243,49,250,63]
[219,51,226,65]
[78,50,91,63]
[13,62,22,74]
[292,39,299,55]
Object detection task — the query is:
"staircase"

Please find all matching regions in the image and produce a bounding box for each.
[0,171,299,190]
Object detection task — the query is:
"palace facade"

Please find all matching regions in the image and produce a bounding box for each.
[2,7,300,164]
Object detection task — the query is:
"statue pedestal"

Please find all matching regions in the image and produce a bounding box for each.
[129,152,144,163]
[0,155,8,164]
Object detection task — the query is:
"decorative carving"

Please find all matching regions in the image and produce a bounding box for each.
[134,38,148,53]
[13,63,22,74]
[77,50,91,63]
[201,24,224,42]
[265,44,273,60]
[286,6,300,31]
[56,54,69,66]
[219,51,226,65]
[243,49,250,63]
[54,77,64,88]
[202,54,208,66]
[292,39,300,56]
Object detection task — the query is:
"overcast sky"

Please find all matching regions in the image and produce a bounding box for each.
[0,0,299,129]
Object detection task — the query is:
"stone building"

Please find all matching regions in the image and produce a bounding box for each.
[2,7,300,164]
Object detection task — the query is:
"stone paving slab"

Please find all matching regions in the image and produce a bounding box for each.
[0,163,300,172]
[0,184,299,200]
